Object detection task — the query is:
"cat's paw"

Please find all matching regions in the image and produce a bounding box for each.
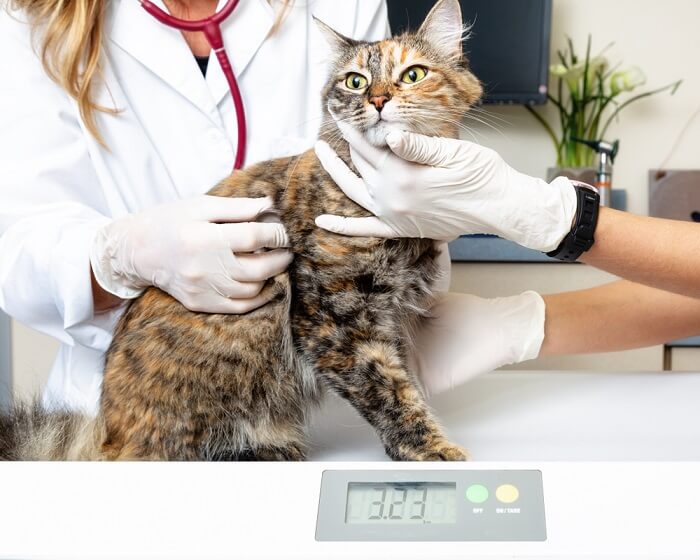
[420,441,471,462]
[248,443,307,461]
[391,440,471,462]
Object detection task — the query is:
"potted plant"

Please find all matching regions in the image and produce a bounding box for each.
[526,36,682,183]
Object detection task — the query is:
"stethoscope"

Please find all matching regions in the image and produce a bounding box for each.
[140,0,247,170]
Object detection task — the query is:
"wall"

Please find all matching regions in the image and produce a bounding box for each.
[7,0,700,398]
[11,321,56,402]
[473,0,700,216]
[0,312,10,409]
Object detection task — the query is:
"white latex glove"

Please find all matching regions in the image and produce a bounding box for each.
[315,128,577,252]
[90,195,292,314]
[415,291,545,397]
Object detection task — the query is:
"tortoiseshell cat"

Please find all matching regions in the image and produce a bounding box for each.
[0,0,483,461]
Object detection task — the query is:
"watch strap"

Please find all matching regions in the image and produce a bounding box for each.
[546,182,600,262]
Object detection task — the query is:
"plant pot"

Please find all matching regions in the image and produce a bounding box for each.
[546,167,597,184]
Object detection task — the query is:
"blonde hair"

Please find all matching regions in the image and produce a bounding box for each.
[11,0,294,145]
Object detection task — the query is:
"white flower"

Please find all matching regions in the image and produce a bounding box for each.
[550,64,568,77]
[552,57,608,94]
[587,56,608,75]
[610,67,647,95]
[562,64,585,92]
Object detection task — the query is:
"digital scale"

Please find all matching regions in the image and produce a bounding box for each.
[316,469,545,542]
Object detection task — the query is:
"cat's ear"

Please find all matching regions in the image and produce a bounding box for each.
[418,0,467,61]
[314,17,358,50]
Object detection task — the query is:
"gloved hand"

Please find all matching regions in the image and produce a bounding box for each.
[414,291,545,397]
[90,195,292,314]
[315,128,578,252]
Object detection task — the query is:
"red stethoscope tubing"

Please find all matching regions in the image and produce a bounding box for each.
[140,0,247,170]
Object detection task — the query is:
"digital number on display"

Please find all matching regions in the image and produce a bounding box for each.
[345,482,456,525]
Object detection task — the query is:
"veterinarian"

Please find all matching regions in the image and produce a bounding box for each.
[0,0,391,412]
[316,129,700,394]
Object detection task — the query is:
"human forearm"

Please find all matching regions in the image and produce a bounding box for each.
[91,265,123,313]
[540,280,700,356]
[581,208,700,298]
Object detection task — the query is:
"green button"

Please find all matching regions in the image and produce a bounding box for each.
[466,484,489,504]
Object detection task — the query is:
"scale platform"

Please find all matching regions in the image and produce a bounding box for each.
[1,372,699,558]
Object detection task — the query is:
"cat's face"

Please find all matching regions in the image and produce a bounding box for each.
[319,0,483,146]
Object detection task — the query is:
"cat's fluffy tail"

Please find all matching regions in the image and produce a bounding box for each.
[0,402,104,460]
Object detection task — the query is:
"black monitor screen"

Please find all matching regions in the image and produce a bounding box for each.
[387,0,552,105]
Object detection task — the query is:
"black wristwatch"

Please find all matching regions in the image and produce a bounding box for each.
[546,181,601,262]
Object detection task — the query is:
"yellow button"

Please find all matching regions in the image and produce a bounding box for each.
[496,484,519,504]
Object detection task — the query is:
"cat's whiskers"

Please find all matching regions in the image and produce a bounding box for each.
[312,109,507,154]
[431,117,483,143]
[401,105,505,142]
[299,107,366,130]
[467,106,512,127]
[397,107,483,142]
[400,116,451,143]
[431,106,509,137]
[317,113,366,141]
[461,113,507,139]
[284,113,364,194]
[408,103,504,125]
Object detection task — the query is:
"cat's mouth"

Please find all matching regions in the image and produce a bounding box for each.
[363,118,410,147]
[329,105,413,147]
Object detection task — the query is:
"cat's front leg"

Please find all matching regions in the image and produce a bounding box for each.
[313,340,470,461]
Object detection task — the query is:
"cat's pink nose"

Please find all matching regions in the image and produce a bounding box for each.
[369,95,391,112]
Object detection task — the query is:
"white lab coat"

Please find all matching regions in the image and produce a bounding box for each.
[0,0,389,413]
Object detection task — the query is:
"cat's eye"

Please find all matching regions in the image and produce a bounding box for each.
[401,66,428,84]
[345,73,369,90]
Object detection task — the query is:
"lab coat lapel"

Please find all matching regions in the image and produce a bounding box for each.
[109,0,217,117]
[207,0,275,107]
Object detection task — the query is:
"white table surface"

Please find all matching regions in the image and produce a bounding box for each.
[308,371,700,461]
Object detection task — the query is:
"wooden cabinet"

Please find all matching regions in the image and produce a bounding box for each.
[668,348,700,372]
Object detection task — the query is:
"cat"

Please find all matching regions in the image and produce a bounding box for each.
[0,0,483,461]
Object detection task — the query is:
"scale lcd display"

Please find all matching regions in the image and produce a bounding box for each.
[345,482,456,525]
